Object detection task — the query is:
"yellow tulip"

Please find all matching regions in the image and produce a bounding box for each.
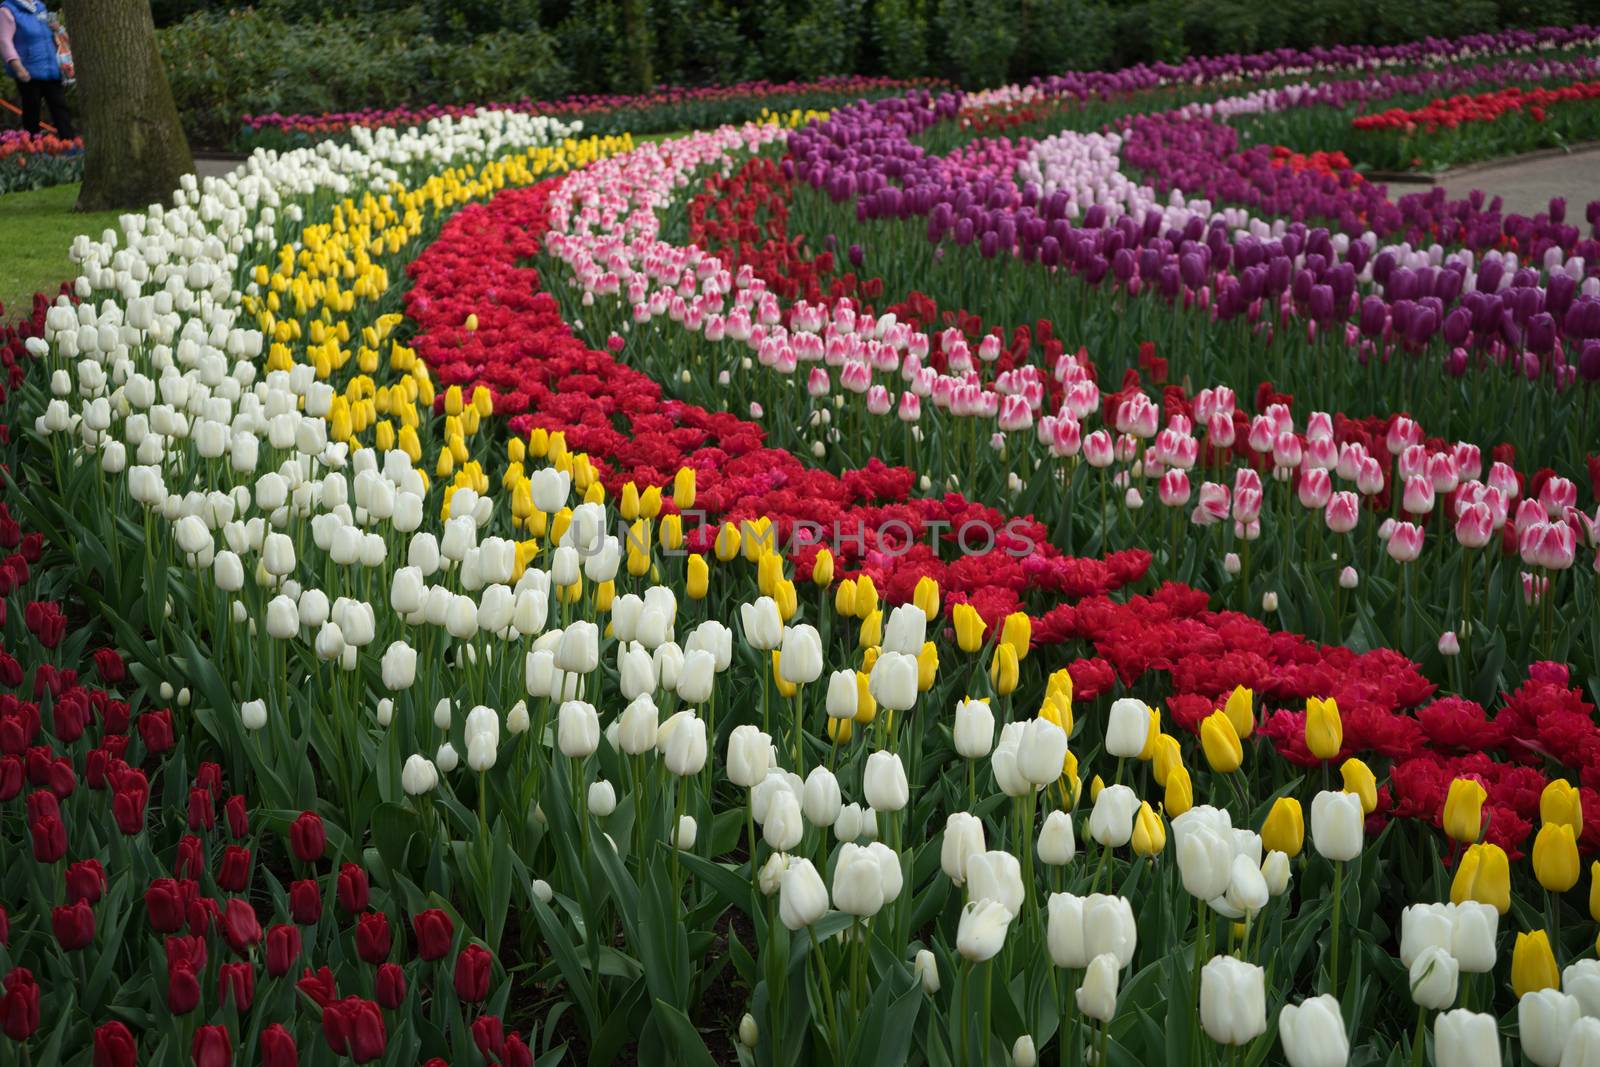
[507,437,526,464]
[952,603,986,653]
[550,508,573,546]
[740,518,773,562]
[1000,612,1031,661]
[463,314,478,333]
[1223,685,1254,740]
[853,575,879,619]
[1089,775,1105,802]
[1047,667,1073,703]
[773,579,798,622]
[1137,708,1161,761]
[811,547,834,587]
[827,716,852,745]
[861,647,879,673]
[1533,823,1580,893]
[620,482,641,521]
[1450,842,1511,914]
[1340,758,1378,815]
[1442,778,1488,844]
[595,580,615,612]
[772,651,797,698]
[1165,765,1193,817]
[528,427,549,458]
[444,384,464,416]
[917,641,938,692]
[858,610,883,650]
[673,466,695,510]
[757,552,783,597]
[1200,711,1243,773]
[686,554,709,600]
[834,578,858,618]
[1511,930,1560,998]
[658,513,683,552]
[471,385,493,417]
[913,576,940,621]
[1305,696,1342,760]
[852,672,877,725]
[639,485,662,520]
[583,482,605,506]
[1132,802,1166,857]
[1541,779,1583,834]
[1039,692,1073,740]
[1260,797,1305,858]
[990,644,1019,696]
[1151,734,1183,788]
[714,523,741,562]
[1592,862,1600,923]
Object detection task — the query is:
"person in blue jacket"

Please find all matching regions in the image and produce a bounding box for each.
[1,0,74,139]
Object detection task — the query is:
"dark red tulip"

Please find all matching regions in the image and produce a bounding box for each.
[167,961,200,1015]
[166,933,207,975]
[52,899,96,951]
[471,1014,506,1060]
[296,966,337,1008]
[374,963,406,1010]
[265,923,302,978]
[260,1024,298,1067]
[322,997,386,1064]
[0,754,21,800]
[137,709,174,755]
[504,1032,535,1067]
[1,967,39,1041]
[192,1024,232,1067]
[220,898,261,955]
[187,787,215,831]
[175,834,205,880]
[355,911,391,964]
[195,763,223,800]
[289,811,325,863]
[67,858,108,904]
[412,908,453,961]
[336,863,369,914]
[92,648,126,684]
[145,878,185,932]
[93,1020,137,1067]
[289,879,322,926]
[0,904,8,946]
[216,845,251,893]
[454,943,492,1003]
[224,795,248,839]
[218,961,256,1011]
[30,811,66,862]
[112,776,148,835]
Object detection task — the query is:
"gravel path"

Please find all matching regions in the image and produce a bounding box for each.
[1431,146,1599,218]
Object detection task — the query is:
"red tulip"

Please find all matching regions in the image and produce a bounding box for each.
[354,911,391,964]
[260,1024,298,1067]
[289,879,322,925]
[0,904,8,946]
[412,908,454,961]
[93,1020,137,1067]
[216,845,251,893]
[0,755,21,800]
[175,834,205,880]
[30,811,66,862]
[112,777,148,834]
[195,763,223,800]
[167,960,201,1015]
[137,709,174,755]
[296,966,337,1008]
[67,858,108,904]
[322,997,387,1064]
[504,1032,535,1067]
[225,795,249,839]
[218,961,255,1011]
[92,647,126,684]
[0,967,39,1040]
[336,863,369,913]
[52,899,96,951]
[454,943,492,1003]
[221,898,261,955]
[471,1014,506,1059]
[374,963,406,1010]
[192,1024,232,1067]
[186,896,218,938]
[265,923,302,978]
[145,878,185,932]
[289,811,326,863]
[187,786,216,831]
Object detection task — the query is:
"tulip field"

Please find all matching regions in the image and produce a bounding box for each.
[4,22,1600,1067]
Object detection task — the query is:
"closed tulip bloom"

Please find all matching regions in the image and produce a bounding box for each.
[778,625,823,686]
[1166,764,1194,817]
[952,603,986,652]
[1434,1010,1500,1067]
[740,599,782,650]
[1262,851,1292,896]
[956,899,1012,962]
[913,949,940,994]
[658,710,708,776]
[824,670,858,719]
[1453,902,1499,974]
[676,649,716,704]
[863,751,909,812]
[1543,780,1584,834]
[1305,697,1342,760]
[1410,944,1460,1010]
[1221,853,1269,917]
[1179,822,1234,900]
[1089,784,1140,847]
[1444,778,1488,843]
[1340,758,1378,814]
[1084,894,1138,967]
[882,604,926,655]
[1562,1019,1600,1066]
[1038,810,1076,866]
[1520,989,1581,1067]
[1261,798,1305,858]
[1514,931,1561,999]
[953,697,995,759]
[965,850,1024,918]
[990,643,1019,695]
[802,767,842,828]
[832,843,885,918]
[1096,697,1142,758]
[1310,790,1363,862]
[1132,802,1166,857]
[1451,843,1512,914]
[763,790,804,853]
[1000,612,1030,660]
[557,701,599,759]
[778,859,828,930]
[1562,960,1600,1018]
[1279,995,1349,1067]
[380,641,417,691]
[1200,712,1243,773]
[1011,1035,1036,1067]
[1018,718,1070,787]
[617,695,659,755]
[1047,892,1089,968]
[941,813,986,885]
[868,651,918,711]
[401,755,438,795]
[1200,956,1267,1046]
[1076,953,1120,1023]
[1400,903,1455,968]
[1535,823,1581,892]
[726,725,772,788]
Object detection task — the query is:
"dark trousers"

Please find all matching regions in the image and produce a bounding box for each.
[16,77,74,139]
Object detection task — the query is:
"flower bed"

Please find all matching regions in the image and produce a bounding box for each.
[0,130,83,195]
[1348,80,1600,171]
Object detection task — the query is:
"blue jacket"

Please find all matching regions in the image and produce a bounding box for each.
[3,0,60,82]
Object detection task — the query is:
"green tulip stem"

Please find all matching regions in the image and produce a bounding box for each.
[1410,1007,1428,1067]
[1330,860,1344,995]
[814,926,843,1061]
[961,960,974,1066]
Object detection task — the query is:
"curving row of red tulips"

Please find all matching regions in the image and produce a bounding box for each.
[1352,80,1600,134]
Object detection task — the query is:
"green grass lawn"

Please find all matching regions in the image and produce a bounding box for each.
[0,184,123,319]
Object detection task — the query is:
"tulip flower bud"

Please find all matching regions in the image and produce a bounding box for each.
[1278,995,1349,1067]
[673,815,697,851]
[913,949,940,993]
[1089,784,1140,848]
[1200,956,1267,1046]
[401,755,438,795]
[240,699,267,731]
[1310,790,1363,862]
[1513,930,1561,999]
[1261,851,1291,897]
[1105,698,1149,758]
[1038,810,1076,866]
[1434,1009,1499,1067]
[1561,1019,1600,1066]
[941,813,986,886]
[956,899,1012,962]
[1017,717,1070,787]
[1409,944,1459,1010]
[1304,697,1342,760]
[1178,824,1233,901]
[1562,960,1600,1018]
[1443,778,1488,844]
[1451,843,1511,915]
[1200,712,1242,773]
[658,710,708,776]
[739,1014,759,1050]
[778,859,828,930]
[863,751,909,813]
[587,780,616,818]
[1076,953,1120,1023]
[1452,902,1498,974]
[557,701,599,759]
[802,767,842,828]
[1519,989,1580,1067]
[763,790,804,853]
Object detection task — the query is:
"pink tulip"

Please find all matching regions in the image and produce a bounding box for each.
[1205,411,1236,449]
[1540,476,1577,516]
[1513,497,1546,535]
[1192,483,1230,526]
[997,394,1032,432]
[1385,416,1421,456]
[977,334,1001,362]
[1306,412,1334,442]
[1065,380,1099,420]
[1520,522,1577,570]
[1233,468,1262,498]
[1522,571,1548,604]
[1355,457,1385,497]
[1487,461,1520,501]
[1386,521,1424,563]
[1272,432,1303,470]
[1298,468,1333,510]
[866,386,892,417]
[1159,470,1192,508]
[1336,441,1366,482]
[1325,492,1360,534]
[1454,503,1496,549]
[1402,475,1435,517]
[1114,434,1139,463]
[807,368,831,398]
[1247,415,1276,455]
[1116,394,1159,438]
[1452,441,1483,481]
[1398,444,1427,481]
[1426,452,1460,494]
[897,392,921,423]
[1304,437,1337,471]
[1083,430,1115,469]
[1233,487,1263,524]
[840,361,871,395]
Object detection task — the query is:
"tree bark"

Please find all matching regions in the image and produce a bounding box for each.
[60,0,193,212]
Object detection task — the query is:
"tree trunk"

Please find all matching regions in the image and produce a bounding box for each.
[620,0,653,94]
[60,0,192,212]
